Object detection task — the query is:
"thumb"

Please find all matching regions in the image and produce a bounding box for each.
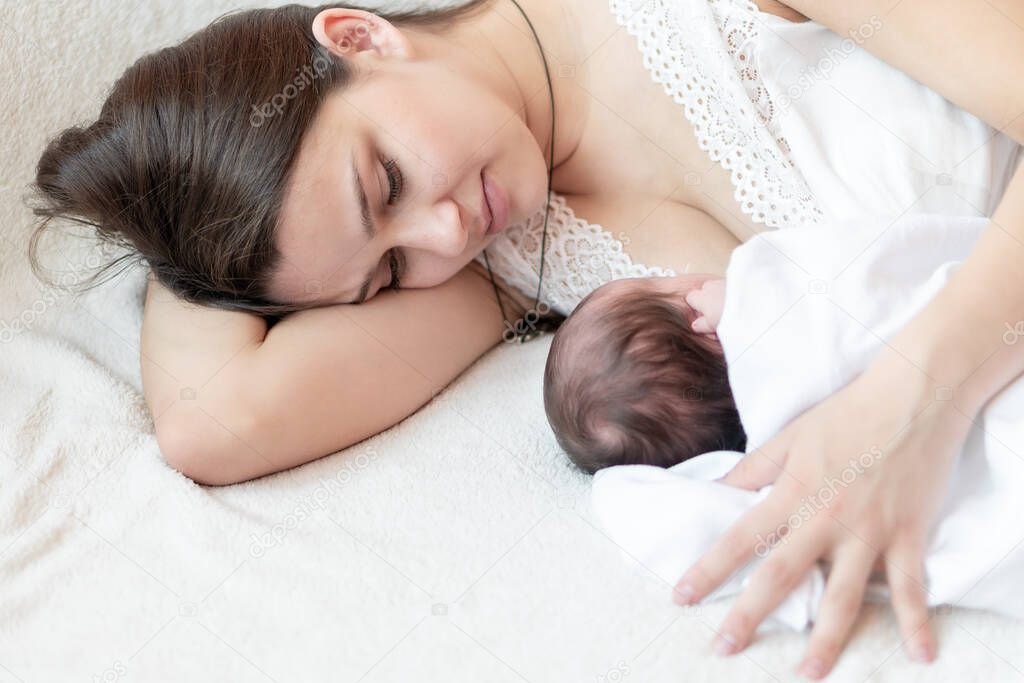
[717,436,790,490]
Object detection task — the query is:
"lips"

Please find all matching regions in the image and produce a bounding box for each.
[481,169,510,237]
[480,171,493,237]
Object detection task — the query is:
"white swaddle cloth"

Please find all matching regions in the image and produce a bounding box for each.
[753,13,1022,222]
[592,214,1024,631]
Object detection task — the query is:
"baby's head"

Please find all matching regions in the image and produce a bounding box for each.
[543,275,746,474]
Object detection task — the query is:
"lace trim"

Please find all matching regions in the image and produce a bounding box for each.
[473,193,676,316]
[608,0,824,228]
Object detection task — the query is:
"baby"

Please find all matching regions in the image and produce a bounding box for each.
[543,274,743,474]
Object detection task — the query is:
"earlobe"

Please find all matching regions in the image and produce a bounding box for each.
[311,8,412,61]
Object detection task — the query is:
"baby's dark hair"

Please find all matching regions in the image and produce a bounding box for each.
[543,279,746,474]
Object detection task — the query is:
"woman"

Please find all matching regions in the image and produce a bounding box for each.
[30,0,1024,678]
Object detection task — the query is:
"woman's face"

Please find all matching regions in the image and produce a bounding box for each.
[270,10,549,307]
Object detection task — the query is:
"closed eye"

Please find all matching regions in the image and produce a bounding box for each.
[386,248,402,289]
[378,155,404,289]
[383,157,403,205]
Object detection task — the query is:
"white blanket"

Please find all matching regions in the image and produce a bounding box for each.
[593,214,1024,632]
[6,2,1024,680]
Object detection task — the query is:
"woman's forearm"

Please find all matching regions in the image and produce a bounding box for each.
[874,162,1024,415]
[777,0,1024,411]
[140,273,268,470]
[686,2,1024,674]
[142,264,519,485]
[773,1,1024,416]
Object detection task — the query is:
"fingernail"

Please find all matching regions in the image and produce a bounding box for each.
[909,641,933,663]
[799,657,825,679]
[714,632,738,656]
[673,583,695,605]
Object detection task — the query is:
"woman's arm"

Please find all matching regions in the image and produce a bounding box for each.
[774,0,1024,401]
[142,262,524,485]
[140,187,739,486]
[780,1,1024,146]
[675,1,1024,677]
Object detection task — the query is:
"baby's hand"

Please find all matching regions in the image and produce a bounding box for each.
[685,278,726,335]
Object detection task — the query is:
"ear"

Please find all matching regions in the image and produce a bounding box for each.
[311,8,413,62]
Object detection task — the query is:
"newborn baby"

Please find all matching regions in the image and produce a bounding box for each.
[543,274,741,474]
[546,213,993,476]
[587,215,1024,632]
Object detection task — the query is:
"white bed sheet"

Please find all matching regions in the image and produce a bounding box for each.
[1,1,1021,681]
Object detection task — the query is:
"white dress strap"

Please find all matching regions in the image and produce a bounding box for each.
[608,0,825,228]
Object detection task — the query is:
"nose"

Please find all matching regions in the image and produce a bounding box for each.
[394,196,469,258]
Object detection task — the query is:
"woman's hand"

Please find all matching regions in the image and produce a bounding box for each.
[672,351,975,679]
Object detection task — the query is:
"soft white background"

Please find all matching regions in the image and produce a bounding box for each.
[0,1,1020,681]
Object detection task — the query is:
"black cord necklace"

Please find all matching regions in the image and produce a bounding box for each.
[481,0,555,344]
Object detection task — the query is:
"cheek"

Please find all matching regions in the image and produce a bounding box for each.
[505,121,550,214]
[373,70,547,204]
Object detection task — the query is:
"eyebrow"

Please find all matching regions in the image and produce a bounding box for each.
[350,152,377,305]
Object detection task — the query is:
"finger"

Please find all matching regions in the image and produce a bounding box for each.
[823,554,885,575]
[716,431,792,490]
[712,519,825,656]
[672,494,795,605]
[886,536,936,663]
[692,316,713,334]
[798,542,876,679]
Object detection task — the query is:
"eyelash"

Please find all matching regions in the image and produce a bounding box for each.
[381,156,403,289]
[383,157,403,205]
[386,248,401,290]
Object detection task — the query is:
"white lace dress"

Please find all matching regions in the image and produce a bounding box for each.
[474,0,821,316]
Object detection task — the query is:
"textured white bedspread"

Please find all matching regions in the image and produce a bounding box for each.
[1,1,1021,681]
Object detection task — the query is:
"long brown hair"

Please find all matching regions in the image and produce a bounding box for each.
[30,1,494,317]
